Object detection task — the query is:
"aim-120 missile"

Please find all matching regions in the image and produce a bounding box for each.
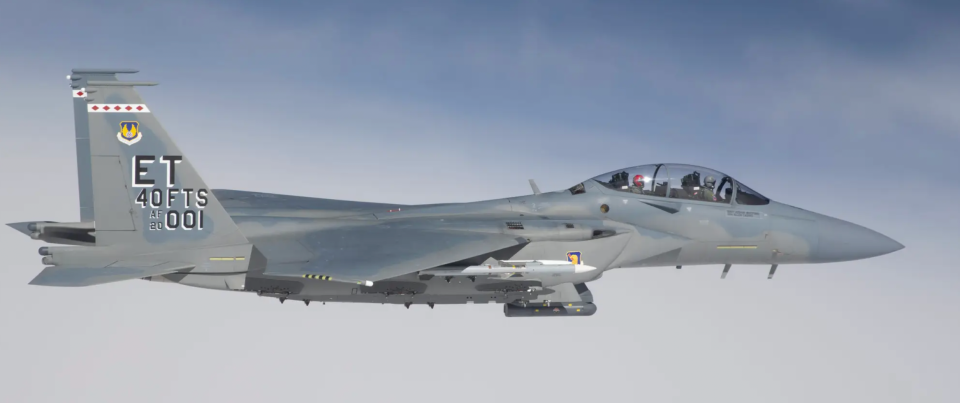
[421,259,598,277]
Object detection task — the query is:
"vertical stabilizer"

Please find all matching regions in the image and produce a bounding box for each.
[69,69,247,248]
[69,70,139,222]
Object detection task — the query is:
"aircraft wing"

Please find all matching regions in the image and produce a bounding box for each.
[30,261,195,287]
[264,225,529,284]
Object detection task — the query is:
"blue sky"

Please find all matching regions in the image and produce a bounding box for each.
[0,1,958,402]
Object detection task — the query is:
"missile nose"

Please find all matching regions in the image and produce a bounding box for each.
[814,218,904,263]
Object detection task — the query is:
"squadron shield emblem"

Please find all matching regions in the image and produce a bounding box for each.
[117,121,142,145]
[567,251,582,265]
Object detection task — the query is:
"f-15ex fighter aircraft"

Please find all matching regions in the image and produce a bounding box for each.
[8,69,904,317]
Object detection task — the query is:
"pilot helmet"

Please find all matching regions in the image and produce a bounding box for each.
[704,176,716,188]
[633,174,645,189]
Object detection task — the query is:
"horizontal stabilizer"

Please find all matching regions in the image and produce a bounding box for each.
[7,221,95,245]
[7,221,47,237]
[29,262,194,287]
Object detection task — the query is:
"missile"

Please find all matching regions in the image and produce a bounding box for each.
[421,259,598,277]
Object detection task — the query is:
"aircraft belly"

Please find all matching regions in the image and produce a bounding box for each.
[237,270,597,305]
[679,239,777,265]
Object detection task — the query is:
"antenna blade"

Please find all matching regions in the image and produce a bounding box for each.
[528,179,541,195]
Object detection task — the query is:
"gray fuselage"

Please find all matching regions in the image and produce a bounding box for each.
[174,178,900,306]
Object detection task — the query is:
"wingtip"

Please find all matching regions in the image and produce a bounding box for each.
[71,68,139,74]
[6,221,35,236]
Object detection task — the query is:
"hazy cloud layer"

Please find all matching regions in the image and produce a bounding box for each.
[1,1,957,402]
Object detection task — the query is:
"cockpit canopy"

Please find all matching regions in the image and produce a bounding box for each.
[572,163,769,205]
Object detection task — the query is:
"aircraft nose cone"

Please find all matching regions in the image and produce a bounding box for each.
[814,218,904,263]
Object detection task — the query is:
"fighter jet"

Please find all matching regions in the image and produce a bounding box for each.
[7,69,904,317]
